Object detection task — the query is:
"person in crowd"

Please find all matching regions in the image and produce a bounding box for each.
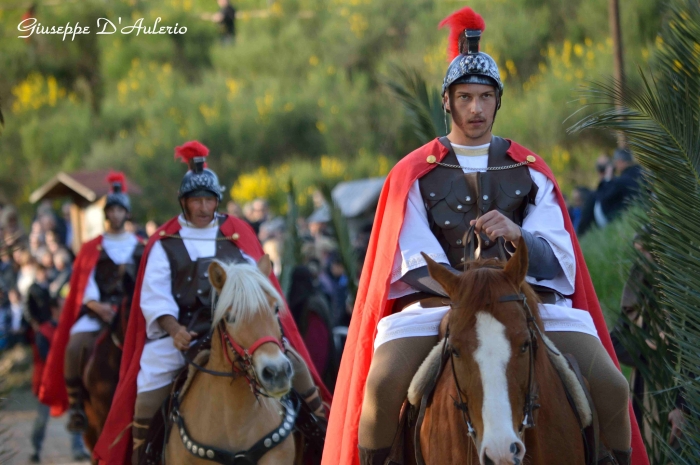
[578,154,611,235]
[326,252,349,328]
[245,198,270,235]
[226,200,243,218]
[0,205,26,247]
[593,148,644,228]
[202,0,237,43]
[49,248,72,299]
[288,265,336,390]
[568,186,591,233]
[145,220,159,237]
[15,248,37,299]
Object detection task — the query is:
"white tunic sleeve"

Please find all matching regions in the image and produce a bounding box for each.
[140,241,179,340]
[388,180,450,299]
[82,269,100,304]
[522,169,576,295]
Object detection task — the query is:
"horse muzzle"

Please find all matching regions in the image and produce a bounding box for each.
[256,354,294,397]
[480,438,525,465]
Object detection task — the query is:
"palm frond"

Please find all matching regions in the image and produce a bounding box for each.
[318,182,358,300]
[571,0,700,460]
[385,64,446,143]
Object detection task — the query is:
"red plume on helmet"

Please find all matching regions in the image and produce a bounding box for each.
[439,7,486,61]
[174,140,209,170]
[106,171,127,194]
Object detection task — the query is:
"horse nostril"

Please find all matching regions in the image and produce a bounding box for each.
[510,442,520,455]
[284,360,293,378]
[262,366,275,380]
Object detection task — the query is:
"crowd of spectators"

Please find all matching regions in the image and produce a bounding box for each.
[0,200,89,462]
[568,147,644,236]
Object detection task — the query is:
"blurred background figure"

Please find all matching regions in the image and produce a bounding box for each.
[201,0,237,43]
[287,265,336,389]
[567,186,591,233]
[145,220,159,237]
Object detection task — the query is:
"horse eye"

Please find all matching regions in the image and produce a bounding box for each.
[451,347,461,358]
[520,341,530,353]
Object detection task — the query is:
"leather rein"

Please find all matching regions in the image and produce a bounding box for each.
[448,292,560,443]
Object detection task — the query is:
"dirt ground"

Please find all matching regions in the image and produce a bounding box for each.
[1,388,90,465]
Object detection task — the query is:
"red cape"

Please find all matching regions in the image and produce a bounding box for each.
[94,215,331,464]
[38,235,103,415]
[322,138,648,465]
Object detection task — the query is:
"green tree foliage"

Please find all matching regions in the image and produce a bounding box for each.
[572,0,700,461]
[0,0,665,222]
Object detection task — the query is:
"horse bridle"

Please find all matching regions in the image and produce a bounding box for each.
[183,317,287,400]
[448,292,560,443]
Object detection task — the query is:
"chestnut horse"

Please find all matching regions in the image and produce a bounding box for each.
[82,295,131,458]
[165,257,298,465]
[417,238,587,465]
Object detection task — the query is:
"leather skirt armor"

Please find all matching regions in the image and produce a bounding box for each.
[419,137,538,267]
[160,223,245,335]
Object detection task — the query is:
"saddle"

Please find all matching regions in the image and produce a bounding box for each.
[389,338,601,465]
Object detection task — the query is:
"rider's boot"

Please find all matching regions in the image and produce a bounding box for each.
[358,446,391,465]
[301,386,326,420]
[131,419,150,465]
[612,449,632,465]
[65,378,88,433]
[599,448,632,465]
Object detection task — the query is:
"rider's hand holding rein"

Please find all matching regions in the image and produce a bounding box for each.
[158,314,197,351]
[86,300,117,324]
[470,210,522,243]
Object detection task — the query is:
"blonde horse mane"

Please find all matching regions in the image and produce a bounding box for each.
[211,261,285,329]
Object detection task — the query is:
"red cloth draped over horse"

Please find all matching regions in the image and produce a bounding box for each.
[95,214,331,464]
[322,138,648,465]
[38,236,103,414]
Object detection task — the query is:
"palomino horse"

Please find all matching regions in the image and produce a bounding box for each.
[82,293,131,457]
[165,256,298,464]
[414,238,588,465]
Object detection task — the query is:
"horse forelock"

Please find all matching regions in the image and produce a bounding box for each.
[211,261,284,329]
[449,260,542,334]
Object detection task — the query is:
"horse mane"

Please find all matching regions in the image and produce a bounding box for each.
[211,261,285,329]
[450,259,542,332]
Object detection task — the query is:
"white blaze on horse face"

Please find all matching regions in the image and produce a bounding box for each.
[474,312,525,465]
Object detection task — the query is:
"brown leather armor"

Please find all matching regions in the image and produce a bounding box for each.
[160,217,245,335]
[93,241,146,306]
[419,137,538,267]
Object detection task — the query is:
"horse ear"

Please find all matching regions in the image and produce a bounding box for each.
[208,261,227,293]
[257,254,273,277]
[421,252,460,296]
[503,236,528,286]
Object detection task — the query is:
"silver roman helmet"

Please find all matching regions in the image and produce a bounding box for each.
[440,6,503,106]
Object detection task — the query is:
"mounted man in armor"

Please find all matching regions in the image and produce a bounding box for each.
[40,172,146,432]
[95,141,331,465]
[323,7,647,465]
